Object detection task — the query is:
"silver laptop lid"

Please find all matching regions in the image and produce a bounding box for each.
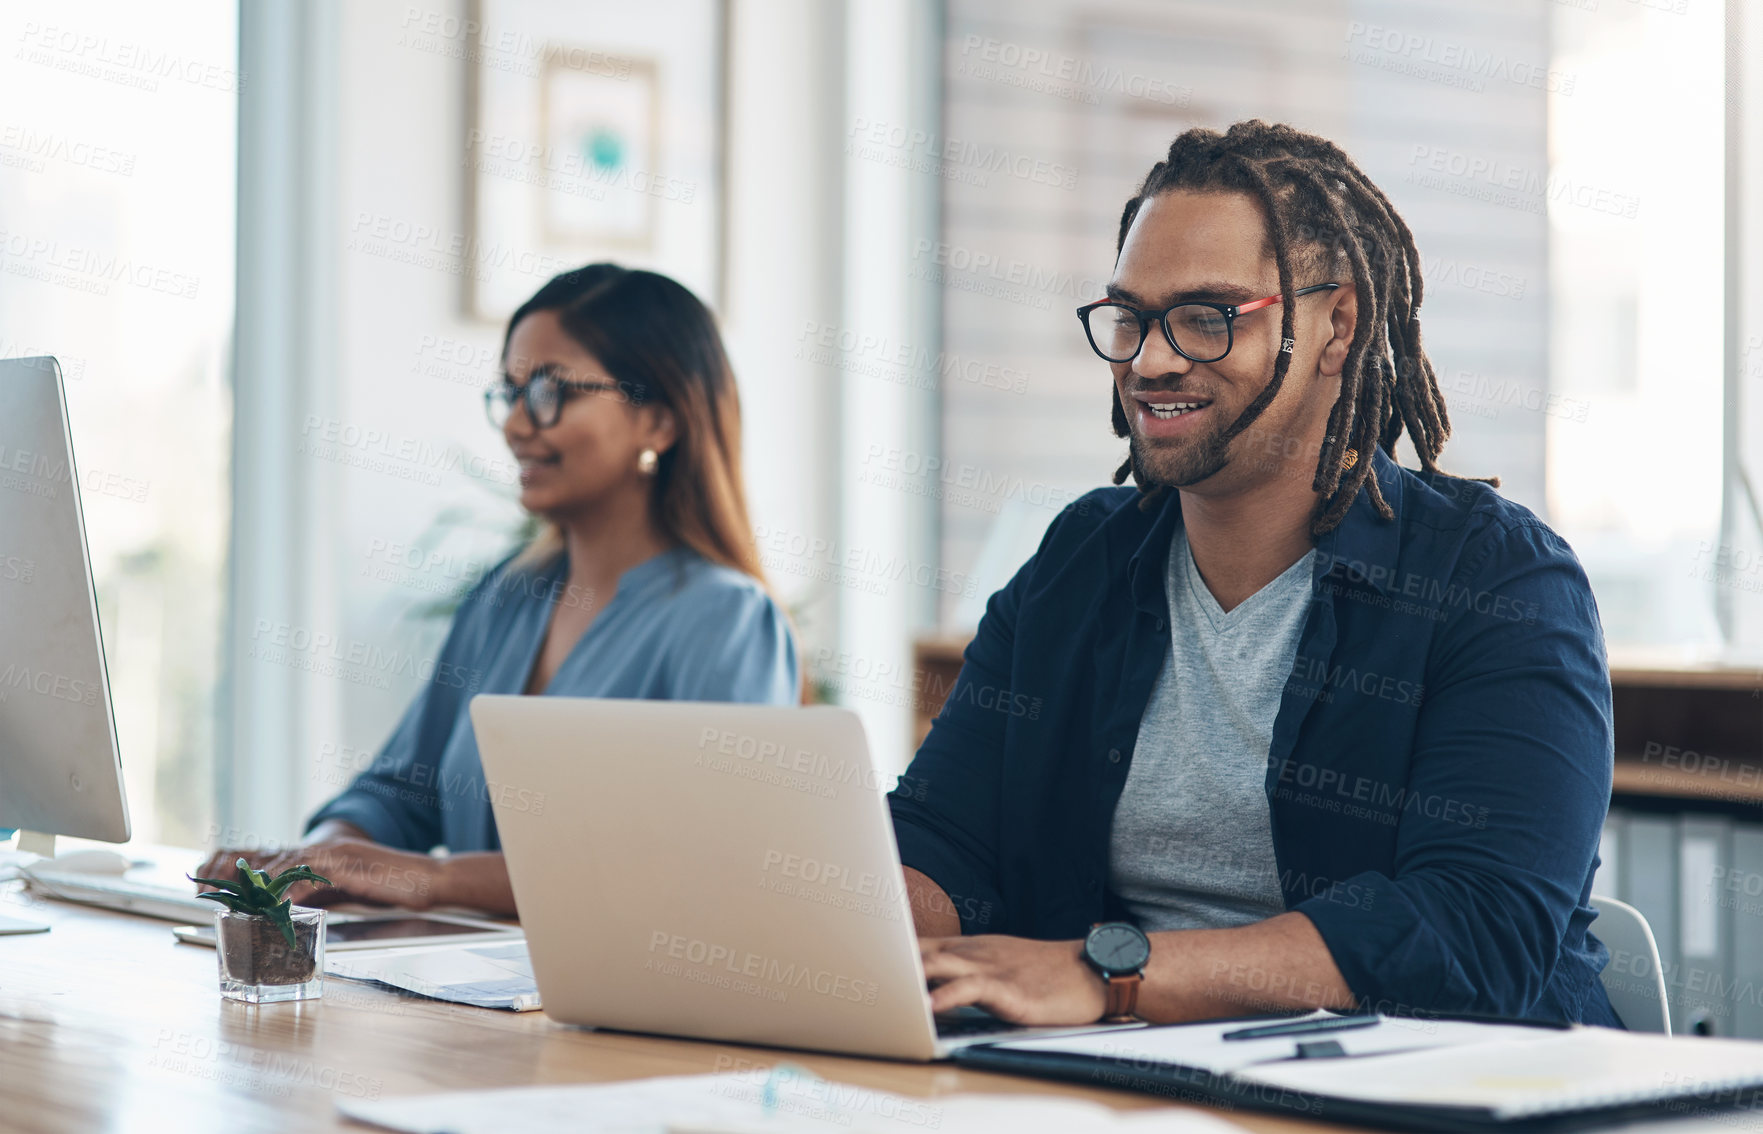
[470,697,940,1060]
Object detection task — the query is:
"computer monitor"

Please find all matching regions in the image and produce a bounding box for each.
[0,356,130,932]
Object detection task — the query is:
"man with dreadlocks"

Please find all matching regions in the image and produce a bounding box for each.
[890,120,1619,1028]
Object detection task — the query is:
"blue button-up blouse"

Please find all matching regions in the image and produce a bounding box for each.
[308,546,799,852]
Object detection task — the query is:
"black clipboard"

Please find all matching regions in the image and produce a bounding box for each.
[951,1014,1763,1133]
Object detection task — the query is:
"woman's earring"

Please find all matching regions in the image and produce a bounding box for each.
[1340,447,1359,471]
[637,448,659,475]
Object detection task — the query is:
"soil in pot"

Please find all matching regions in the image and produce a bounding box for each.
[218,914,321,986]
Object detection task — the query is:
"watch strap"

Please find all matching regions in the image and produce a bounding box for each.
[1101,971,1141,1022]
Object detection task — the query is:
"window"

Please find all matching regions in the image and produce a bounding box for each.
[1546,0,1726,649]
[0,0,238,845]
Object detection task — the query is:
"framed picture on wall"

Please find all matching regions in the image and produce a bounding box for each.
[465,0,724,322]
[538,56,659,247]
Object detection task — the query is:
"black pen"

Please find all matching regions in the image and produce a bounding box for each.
[1221,1014,1382,1042]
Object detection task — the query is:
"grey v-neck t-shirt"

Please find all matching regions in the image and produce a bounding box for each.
[1108,527,1316,932]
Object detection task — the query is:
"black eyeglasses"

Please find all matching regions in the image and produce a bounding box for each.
[484,366,625,430]
[1077,283,1340,365]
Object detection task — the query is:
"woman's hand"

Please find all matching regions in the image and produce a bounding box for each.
[196,819,362,882]
[194,822,443,910]
[243,837,445,909]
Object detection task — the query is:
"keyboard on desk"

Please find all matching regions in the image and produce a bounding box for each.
[21,869,214,922]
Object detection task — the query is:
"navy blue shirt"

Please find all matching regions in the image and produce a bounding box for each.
[890,447,1619,1026]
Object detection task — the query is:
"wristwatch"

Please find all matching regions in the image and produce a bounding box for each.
[1081,921,1151,1022]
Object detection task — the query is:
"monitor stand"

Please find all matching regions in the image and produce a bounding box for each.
[1,831,57,933]
[16,830,55,857]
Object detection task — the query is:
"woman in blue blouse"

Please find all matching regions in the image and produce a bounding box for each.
[201,265,798,915]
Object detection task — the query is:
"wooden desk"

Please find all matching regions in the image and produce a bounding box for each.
[0,885,1344,1134]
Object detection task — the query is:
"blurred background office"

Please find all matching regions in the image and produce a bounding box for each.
[0,0,1758,859]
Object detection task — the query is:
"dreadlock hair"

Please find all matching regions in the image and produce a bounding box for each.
[1110,119,1495,534]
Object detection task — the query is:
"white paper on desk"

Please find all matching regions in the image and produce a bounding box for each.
[1234,1028,1763,1120]
[988,1010,1559,1076]
[326,939,541,1011]
[336,1071,1245,1133]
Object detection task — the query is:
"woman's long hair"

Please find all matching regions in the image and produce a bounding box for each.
[503,264,767,586]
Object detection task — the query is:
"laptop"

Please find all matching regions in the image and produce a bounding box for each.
[469,697,1142,1060]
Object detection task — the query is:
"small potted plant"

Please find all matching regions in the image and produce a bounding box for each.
[189,858,331,1004]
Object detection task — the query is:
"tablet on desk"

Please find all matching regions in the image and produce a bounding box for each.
[172,912,521,951]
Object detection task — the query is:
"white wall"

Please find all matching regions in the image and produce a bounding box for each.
[720,0,845,688]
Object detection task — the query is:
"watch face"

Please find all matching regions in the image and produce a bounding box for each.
[1086,923,1150,975]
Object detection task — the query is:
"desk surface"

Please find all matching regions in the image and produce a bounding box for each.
[0,884,1348,1134]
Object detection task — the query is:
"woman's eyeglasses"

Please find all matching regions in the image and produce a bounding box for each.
[484,366,625,430]
[1077,283,1340,364]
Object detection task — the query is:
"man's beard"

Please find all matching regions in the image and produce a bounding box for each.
[1128,413,1233,488]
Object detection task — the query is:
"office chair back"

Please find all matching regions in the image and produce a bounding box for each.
[1591,894,1671,1034]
